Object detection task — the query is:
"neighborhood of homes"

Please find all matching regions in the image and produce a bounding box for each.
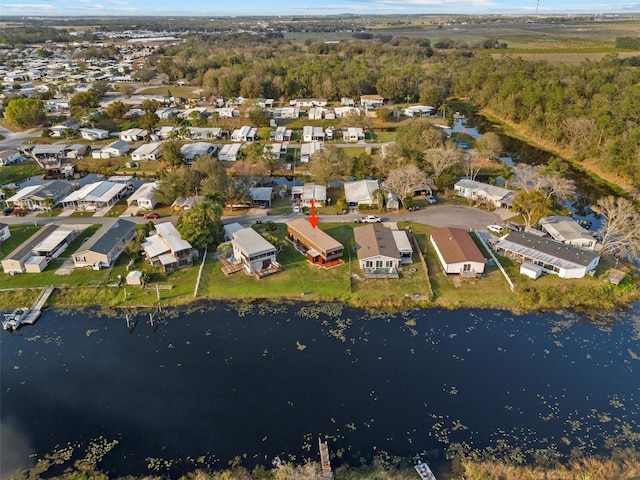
[1,175,601,284]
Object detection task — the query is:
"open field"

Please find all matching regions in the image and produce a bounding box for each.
[136,86,202,98]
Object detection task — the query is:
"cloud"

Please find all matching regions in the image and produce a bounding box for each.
[2,3,57,8]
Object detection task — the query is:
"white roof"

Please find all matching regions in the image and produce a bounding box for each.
[302,183,326,202]
[154,222,192,253]
[142,234,170,258]
[131,142,160,155]
[219,143,241,155]
[300,142,323,156]
[344,179,378,204]
[6,185,40,203]
[539,215,593,244]
[181,142,214,158]
[120,128,146,137]
[33,226,75,253]
[158,252,179,266]
[232,227,276,256]
[224,222,244,239]
[392,230,413,253]
[62,181,126,204]
[128,181,159,203]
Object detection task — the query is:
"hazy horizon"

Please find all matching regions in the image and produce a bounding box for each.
[2,0,639,18]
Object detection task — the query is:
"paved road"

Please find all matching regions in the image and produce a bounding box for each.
[1,204,505,233]
[0,127,40,149]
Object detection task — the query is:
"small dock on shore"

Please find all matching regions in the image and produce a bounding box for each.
[2,286,54,331]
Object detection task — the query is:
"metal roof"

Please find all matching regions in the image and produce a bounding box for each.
[539,215,593,245]
[79,220,135,255]
[287,218,343,255]
[154,222,192,253]
[62,181,126,204]
[232,227,276,256]
[496,231,600,268]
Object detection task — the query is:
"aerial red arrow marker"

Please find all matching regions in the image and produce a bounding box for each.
[308,198,319,229]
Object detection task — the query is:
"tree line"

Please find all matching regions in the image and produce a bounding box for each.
[147,33,639,188]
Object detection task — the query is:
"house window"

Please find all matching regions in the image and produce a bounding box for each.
[365,260,373,268]
[386,261,393,268]
[463,264,471,271]
[375,260,383,268]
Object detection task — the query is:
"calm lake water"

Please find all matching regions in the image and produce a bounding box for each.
[1,302,640,477]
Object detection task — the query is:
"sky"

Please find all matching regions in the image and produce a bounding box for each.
[2,0,640,17]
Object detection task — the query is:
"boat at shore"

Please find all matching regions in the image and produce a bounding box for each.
[2,307,30,331]
[414,462,437,480]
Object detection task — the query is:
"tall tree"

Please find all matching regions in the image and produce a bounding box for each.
[511,189,552,227]
[383,165,431,205]
[309,146,350,187]
[591,196,640,262]
[176,195,224,249]
[160,139,184,169]
[475,132,502,161]
[105,101,129,121]
[422,146,462,189]
[70,90,99,113]
[138,112,159,137]
[4,98,45,127]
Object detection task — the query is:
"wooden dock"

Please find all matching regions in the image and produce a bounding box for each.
[319,438,333,480]
[22,286,55,325]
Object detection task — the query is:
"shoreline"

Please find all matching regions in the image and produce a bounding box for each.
[1,284,638,316]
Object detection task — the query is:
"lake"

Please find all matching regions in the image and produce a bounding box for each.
[1,302,640,478]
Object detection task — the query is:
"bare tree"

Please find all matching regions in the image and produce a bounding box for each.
[475,131,503,161]
[383,165,431,204]
[460,152,484,181]
[511,164,575,201]
[591,196,640,262]
[374,142,411,176]
[511,164,545,193]
[423,146,462,186]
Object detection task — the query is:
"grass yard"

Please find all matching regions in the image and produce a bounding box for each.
[136,86,201,98]
[0,225,41,256]
[0,162,45,186]
[1,220,637,312]
[105,200,129,217]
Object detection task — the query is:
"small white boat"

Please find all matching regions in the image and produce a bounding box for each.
[2,307,29,332]
[414,462,437,480]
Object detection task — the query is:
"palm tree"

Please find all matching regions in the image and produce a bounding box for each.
[372,188,386,212]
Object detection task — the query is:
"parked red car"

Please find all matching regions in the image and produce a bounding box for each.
[143,213,160,219]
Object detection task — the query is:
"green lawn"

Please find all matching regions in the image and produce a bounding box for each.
[0,161,45,186]
[0,225,41,256]
[105,200,129,217]
[0,221,637,312]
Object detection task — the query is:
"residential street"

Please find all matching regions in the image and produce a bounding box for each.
[0,204,506,233]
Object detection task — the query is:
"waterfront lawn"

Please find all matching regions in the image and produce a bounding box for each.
[198,222,432,307]
[1,225,41,256]
[0,161,44,186]
[411,223,520,309]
